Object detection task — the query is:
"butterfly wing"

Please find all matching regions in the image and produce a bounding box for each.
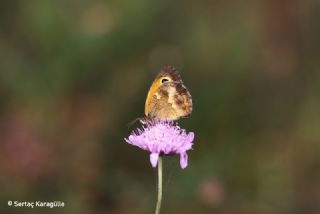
[146,81,192,121]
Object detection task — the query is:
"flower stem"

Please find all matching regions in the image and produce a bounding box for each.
[155,156,163,214]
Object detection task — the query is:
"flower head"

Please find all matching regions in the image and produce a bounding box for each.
[125,120,194,169]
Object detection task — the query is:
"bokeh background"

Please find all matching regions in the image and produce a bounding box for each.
[1,0,320,213]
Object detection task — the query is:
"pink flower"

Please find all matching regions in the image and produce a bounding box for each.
[125,120,194,169]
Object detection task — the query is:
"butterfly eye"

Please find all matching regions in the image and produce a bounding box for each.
[161,78,169,83]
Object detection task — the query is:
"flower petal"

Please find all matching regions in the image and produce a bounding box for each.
[180,152,188,169]
[150,153,159,168]
[187,132,195,143]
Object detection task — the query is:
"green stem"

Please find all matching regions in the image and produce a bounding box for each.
[155,156,163,214]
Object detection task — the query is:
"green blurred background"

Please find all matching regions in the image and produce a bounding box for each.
[1,0,320,213]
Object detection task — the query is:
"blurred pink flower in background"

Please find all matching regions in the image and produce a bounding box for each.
[0,113,52,181]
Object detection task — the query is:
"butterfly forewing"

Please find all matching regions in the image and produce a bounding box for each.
[145,73,192,121]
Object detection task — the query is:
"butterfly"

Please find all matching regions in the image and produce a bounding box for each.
[145,65,193,121]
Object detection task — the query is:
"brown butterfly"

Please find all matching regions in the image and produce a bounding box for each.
[145,65,193,121]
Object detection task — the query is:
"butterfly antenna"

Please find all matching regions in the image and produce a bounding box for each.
[127,117,146,127]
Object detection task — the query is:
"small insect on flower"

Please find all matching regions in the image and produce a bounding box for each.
[125,120,195,169]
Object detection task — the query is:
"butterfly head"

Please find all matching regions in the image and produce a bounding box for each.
[156,65,182,83]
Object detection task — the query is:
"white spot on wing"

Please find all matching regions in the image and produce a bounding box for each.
[155,92,161,99]
[167,86,176,105]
